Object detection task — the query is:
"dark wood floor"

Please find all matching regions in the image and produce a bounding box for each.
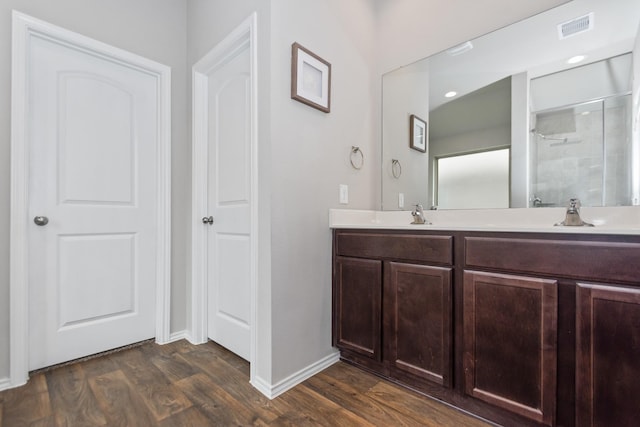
[0,340,492,426]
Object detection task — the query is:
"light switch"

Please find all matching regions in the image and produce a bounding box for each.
[398,193,405,209]
[339,184,349,204]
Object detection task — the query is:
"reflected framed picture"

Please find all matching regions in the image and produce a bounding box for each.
[410,114,427,153]
[291,42,331,113]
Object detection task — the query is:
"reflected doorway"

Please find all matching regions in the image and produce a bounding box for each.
[435,148,510,209]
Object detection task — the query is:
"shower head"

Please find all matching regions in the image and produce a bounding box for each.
[530,129,568,143]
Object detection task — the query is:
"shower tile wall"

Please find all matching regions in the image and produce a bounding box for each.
[530,95,631,207]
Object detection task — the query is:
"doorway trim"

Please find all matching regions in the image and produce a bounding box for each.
[190,12,258,381]
[9,11,171,388]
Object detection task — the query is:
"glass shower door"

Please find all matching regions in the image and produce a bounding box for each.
[529,94,631,207]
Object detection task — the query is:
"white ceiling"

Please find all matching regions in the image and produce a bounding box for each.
[424,0,640,110]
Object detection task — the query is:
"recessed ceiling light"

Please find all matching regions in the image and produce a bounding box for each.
[567,55,586,64]
[445,91,457,98]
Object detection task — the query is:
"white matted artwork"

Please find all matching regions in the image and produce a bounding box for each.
[291,42,331,113]
[410,114,427,153]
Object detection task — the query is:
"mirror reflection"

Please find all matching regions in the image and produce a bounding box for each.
[381,0,640,210]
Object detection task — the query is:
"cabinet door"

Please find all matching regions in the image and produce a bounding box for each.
[576,283,640,427]
[333,256,382,361]
[385,262,452,387]
[463,271,557,426]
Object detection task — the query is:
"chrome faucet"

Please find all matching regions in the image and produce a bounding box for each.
[555,198,594,227]
[532,196,543,208]
[411,204,431,225]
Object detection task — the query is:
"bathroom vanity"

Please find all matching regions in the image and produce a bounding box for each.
[331,209,640,427]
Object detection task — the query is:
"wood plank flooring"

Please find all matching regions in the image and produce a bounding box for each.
[0,340,492,426]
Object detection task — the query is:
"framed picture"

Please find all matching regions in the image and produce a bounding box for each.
[291,42,331,113]
[410,114,427,153]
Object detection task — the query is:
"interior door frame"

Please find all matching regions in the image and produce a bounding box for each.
[9,11,172,388]
[191,13,258,381]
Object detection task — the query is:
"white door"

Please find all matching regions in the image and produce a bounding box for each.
[25,22,162,370]
[204,39,252,361]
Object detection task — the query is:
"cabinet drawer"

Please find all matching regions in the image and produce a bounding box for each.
[336,232,453,264]
[465,237,640,284]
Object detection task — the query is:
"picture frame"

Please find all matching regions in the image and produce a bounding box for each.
[410,114,427,153]
[291,42,331,113]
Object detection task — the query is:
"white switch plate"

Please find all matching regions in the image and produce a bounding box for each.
[339,184,349,204]
[398,193,404,209]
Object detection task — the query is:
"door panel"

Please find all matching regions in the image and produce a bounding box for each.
[27,30,159,370]
[215,234,251,323]
[216,76,250,204]
[333,256,382,361]
[206,42,252,360]
[385,262,452,387]
[463,270,558,426]
[576,283,640,427]
[58,74,135,204]
[58,233,136,327]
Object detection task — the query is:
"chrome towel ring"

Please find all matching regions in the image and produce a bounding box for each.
[350,146,364,170]
[391,159,402,178]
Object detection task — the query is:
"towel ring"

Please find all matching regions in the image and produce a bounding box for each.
[350,146,364,170]
[391,159,402,178]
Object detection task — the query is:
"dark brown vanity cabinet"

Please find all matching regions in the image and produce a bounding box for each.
[576,283,640,427]
[463,270,558,426]
[333,231,453,388]
[333,256,382,361]
[385,262,452,387]
[333,229,640,427]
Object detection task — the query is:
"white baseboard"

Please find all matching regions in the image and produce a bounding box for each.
[251,351,340,399]
[166,330,191,343]
[163,330,208,346]
[0,376,13,392]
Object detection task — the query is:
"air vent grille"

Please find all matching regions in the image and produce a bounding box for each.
[558,13,594,39]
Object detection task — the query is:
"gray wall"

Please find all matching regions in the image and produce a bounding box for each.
[382,64,430,210]
[633,20,640,205]
[530,54,633,112]
[429,78,511,207]
[269,0,378,383]
[188,0,379,387]
[374,0,570,74]
[0,0,189,380]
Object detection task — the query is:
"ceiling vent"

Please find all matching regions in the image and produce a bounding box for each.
[558,12,594,39]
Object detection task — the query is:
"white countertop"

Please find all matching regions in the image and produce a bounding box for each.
[329,207,640,235]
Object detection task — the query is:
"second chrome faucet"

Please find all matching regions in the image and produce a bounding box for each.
[555,198,594,227]
[411,204,431,225]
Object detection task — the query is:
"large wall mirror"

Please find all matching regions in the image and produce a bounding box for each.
[382,0,640,210]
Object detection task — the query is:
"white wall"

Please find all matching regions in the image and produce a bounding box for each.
[269,0,378,384]
[511,72,530,208]
[530,54,633,112]
[633,20,640,205]
[0,0,188,381]
[188,0,378,388]
[374,0,570,74]
[382,64,430,210]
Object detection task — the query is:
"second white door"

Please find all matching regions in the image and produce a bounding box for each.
[205,37,252,361]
